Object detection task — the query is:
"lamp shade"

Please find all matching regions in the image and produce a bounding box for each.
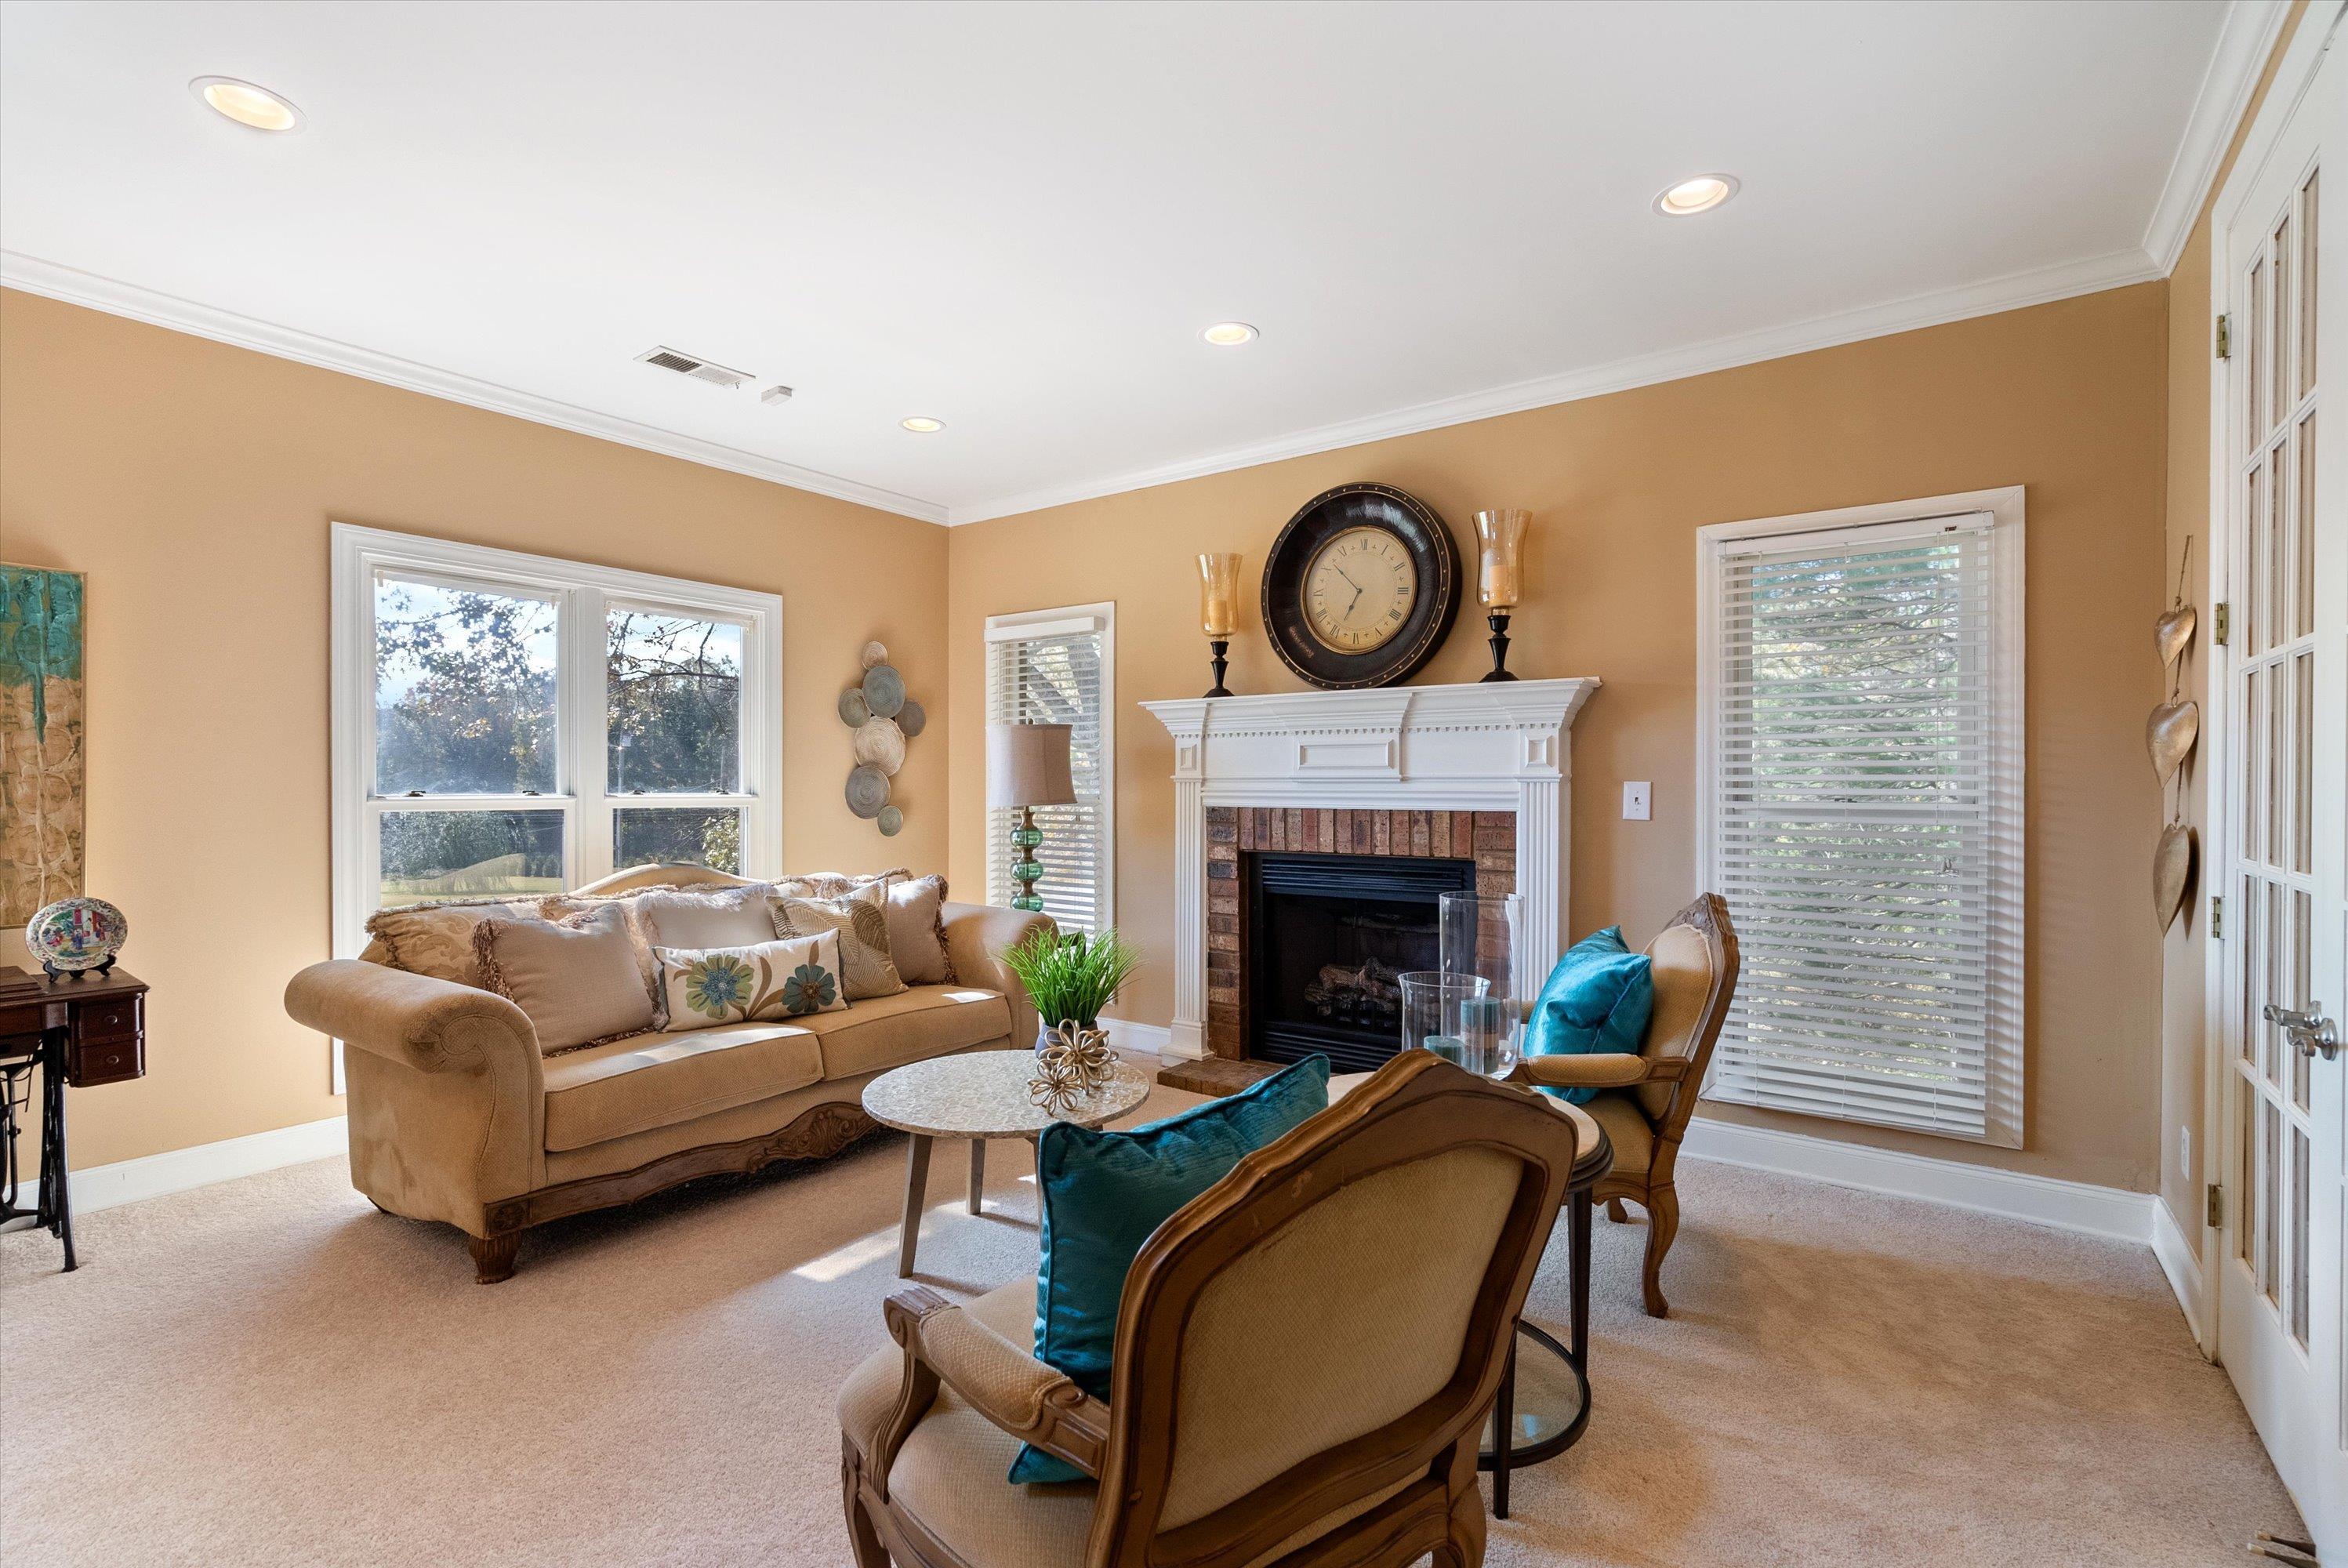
[987,723,1075,808]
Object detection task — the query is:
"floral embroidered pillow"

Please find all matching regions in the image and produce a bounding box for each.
[655,931,848,1029]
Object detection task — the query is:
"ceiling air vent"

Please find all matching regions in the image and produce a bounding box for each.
[634,345,753,390]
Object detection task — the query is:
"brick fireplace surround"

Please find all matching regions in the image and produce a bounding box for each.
[1143,681,1597,1097]
[1199,806,1519,1080]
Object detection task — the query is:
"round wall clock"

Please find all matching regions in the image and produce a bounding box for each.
[1261,483,1462,689]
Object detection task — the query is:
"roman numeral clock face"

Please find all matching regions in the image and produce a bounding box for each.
[1303,528,1418,653]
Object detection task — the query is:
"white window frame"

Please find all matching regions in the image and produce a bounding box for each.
[983,601,1116,934]
[329,522,783,968]
[1694,486,2026,1147]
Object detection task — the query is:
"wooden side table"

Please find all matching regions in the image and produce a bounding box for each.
[0,965,149,1272]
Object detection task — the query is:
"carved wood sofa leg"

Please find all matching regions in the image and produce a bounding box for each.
[1640,1185,1679,1318]
[1605,1196,1630,1224]
[841,1438,890,1568]
[469,1231,521,1284]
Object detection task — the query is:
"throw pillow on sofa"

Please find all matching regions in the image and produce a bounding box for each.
[364,898,548,989]
[474,905,659,1055]
[1522,927,1655,1105]
[634,884,782,950]
[1010,1054,1331,1484]
[775,882,906,1000]
[880,874,956,985]
[655,931,847,1027]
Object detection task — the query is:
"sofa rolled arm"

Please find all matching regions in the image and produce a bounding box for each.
[285,960,543,1081]
[1517,1052,1686,1091]
[880,1286,1109,1484]
[940,902,1054,1048]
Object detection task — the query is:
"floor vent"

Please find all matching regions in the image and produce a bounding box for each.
[634,346,753,390]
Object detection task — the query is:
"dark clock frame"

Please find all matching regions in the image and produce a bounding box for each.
[1260,482,1463,690]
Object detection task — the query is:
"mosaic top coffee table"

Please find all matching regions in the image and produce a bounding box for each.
[862,1050,1150,1278]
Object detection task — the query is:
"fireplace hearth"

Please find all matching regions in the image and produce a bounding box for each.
[1248,853,1475,1074]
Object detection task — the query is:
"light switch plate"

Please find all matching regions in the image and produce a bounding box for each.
[1623,781,1651,821]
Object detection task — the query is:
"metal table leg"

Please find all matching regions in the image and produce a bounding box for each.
[42,1031,74,1271]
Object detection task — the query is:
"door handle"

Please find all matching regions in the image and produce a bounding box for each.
[2264,1001,2342,1061]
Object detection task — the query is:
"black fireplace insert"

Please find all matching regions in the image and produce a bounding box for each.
[1246,851,1477,1075]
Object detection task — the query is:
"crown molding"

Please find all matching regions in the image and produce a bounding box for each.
[2142,0,2293,276]
[0,251,949,525]
[944,245,2160,524]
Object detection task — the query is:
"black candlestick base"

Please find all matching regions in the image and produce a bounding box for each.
[1204,638,1232,698]
[1480,612,1519,681]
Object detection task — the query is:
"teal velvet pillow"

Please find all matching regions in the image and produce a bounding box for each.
[1523,927,1655,1105]
[1008,1054,1331,1484]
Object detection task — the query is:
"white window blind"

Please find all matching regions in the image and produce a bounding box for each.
[1700,504,2023,1145]
[985,606,1113,935]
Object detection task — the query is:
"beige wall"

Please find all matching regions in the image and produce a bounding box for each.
[0,289,949,1168]
[2159,2,2312,1241]
[947,282,2172,1192]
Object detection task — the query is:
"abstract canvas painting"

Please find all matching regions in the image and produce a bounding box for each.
[1,565,85,926]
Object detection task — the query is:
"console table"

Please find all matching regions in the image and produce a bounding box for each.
[0,965,147,1271]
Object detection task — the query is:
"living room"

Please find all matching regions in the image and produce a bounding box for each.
[2,3,2343,1565]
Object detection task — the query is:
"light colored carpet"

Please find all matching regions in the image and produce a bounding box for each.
[1,1084,2301,1567]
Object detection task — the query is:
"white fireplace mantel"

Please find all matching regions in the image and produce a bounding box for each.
[1141,677,1600,1061]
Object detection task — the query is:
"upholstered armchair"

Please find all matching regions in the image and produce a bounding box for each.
[836,1052,1584,1568]
[1515,893,1739,1318]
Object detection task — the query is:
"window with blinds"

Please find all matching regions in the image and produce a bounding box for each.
[985,604,1114,935]
[1698,500,2023,1145]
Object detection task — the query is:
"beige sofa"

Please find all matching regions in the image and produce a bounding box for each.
[284,866,1049,1283]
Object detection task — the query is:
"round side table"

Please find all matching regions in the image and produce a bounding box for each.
[1480,1098,1613,1519]
[862,1051,1149,1279]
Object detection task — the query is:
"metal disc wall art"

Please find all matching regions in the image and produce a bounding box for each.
[839,641,922,833]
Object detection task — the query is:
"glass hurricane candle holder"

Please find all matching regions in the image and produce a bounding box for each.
[1439,891,1522,1079]
[1198,552,1241,697]
[1474,509,1528,682]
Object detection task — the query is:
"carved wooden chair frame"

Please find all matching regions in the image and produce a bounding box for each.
[842,1051,1582,1568]
[1515,892,1739,1316]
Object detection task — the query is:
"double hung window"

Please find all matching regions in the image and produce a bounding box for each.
[1697,492,2024,1145]
[331,524,781,953]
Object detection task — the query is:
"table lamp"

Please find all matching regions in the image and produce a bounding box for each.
[987,723,1075,913]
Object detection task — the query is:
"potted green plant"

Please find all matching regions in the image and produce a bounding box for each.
[999,927,1141,1090]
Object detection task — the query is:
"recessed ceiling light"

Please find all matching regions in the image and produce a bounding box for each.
[901,416,945,434]
[191,76,303,133]
[1654,174,1738,216]
[1202,321,1259,347]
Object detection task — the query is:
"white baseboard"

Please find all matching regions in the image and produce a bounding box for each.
[2151,1195,2208,1345]
[55,1116,348,1215]
[1100,1018,1171,1062]
[1680,1115,2155,1245]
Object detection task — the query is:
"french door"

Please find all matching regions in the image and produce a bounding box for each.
[2214,17,2347,1554]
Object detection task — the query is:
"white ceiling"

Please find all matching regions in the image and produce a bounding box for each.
[0,1,2274,524]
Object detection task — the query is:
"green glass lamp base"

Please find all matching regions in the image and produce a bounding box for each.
[1011,893,1046,913]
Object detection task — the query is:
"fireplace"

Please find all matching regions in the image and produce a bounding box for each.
[1247,852,1476,1074]
[1142,680,1598,1094]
